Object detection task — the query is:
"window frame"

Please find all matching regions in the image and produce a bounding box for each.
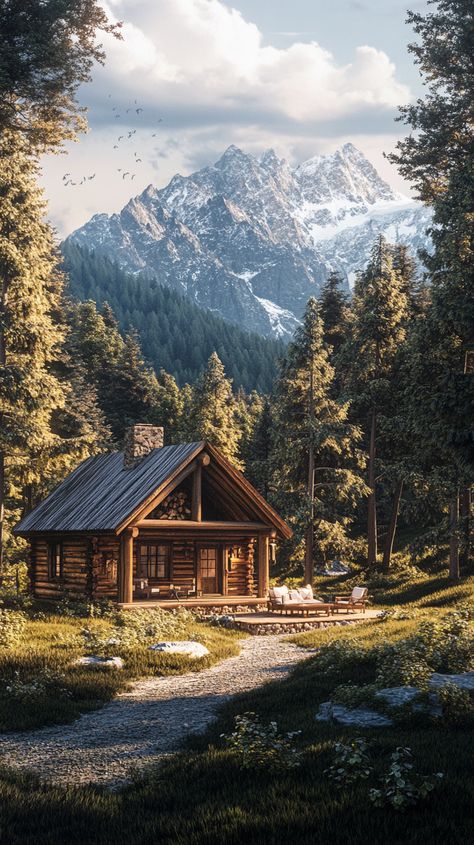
[139,542,171,581]
[48,540,64,581]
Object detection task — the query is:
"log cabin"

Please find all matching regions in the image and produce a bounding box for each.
[14,425,292,608]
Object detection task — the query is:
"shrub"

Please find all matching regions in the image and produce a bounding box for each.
[0,609,27,648]
[332,683,379,709]
[438,683,474,727]
[324,738,372,785]
[55,597,115,619]
[369,747,443,810]
[221,712,303,770]
[375,608,474,687]
[0,668,71,702]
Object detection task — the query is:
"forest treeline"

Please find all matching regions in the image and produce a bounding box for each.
[0,0,472,584]
[62,242,285,393]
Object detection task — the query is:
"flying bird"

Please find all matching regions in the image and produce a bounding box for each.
[88,174,96,180]
[113,145,118,149]
[115,114,120,118]
[118,135,124,141]
[122,172,130,179]
[136,108,143,114]
[135,158,142,163]
[131,174,136,180]
[62,172,71,180]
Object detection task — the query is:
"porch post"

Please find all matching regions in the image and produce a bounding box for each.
[257,535,269,599]
[118,527,138,603]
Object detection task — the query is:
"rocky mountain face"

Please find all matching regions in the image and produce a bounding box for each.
[66,143,431,338]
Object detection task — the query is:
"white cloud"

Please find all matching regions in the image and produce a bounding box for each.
[40,0,413,235]
[98,0,410,121]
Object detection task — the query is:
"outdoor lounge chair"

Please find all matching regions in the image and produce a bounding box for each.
[268,585,334,616]
[334,586,368,613]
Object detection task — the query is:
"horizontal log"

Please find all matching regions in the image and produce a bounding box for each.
[136,520,270,532]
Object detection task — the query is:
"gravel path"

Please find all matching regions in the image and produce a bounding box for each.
[0,636,312,788]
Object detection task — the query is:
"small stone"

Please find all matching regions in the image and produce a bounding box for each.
[75,656,124,670]
[149,641,210,658]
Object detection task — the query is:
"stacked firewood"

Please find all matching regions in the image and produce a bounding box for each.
[155,491,191,520]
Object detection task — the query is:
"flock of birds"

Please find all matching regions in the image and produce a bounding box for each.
[62,96,164,187]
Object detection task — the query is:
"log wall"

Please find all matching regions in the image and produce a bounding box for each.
[31,534,257,600]
[32,537,90,599]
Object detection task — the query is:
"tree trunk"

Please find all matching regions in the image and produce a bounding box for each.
[367,409,377,567]
[449,492,460,582]
[0,451,4,580]
[382,479,404,572]
[304,444,314,586]
[459,486,471,571]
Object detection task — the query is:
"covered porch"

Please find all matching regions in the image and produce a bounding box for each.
[116,523,274,606]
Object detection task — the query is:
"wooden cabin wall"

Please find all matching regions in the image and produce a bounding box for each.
[227,542,255,596]
[91,535,120,599]
[32,537,89,599]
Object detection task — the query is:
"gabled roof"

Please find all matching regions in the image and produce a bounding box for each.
[14,442,291,539]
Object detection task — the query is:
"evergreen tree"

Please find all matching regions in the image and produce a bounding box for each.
[62,242,285,394]
[272,298,366,582]
[319,271,352,359]
[390,0,474,579]
[0,0,119,148]
[243,397,274,499]
[187,353,243,467]
[344,236,408,567]
[0,134,97,571]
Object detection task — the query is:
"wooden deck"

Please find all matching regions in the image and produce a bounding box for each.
[118,595,264,610]
[231,608,380,632]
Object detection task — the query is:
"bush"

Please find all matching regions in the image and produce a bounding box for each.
[324,738,372,785]
[221,712,303,770]
[0,609,27,648]
[0,668,71,702]
[375,608,474,687]
[332,683,379,709]
[369,747,443,810]
[438,683,474,727]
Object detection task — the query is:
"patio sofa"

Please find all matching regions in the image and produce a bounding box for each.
[268,585,334,616]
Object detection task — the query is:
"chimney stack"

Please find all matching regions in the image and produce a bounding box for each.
[123,424,164,468]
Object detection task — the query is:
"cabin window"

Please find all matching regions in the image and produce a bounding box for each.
[139,544,170,580]
[48,541,63,580]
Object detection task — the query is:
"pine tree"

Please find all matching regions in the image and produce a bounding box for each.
[319,271,352,359]
[243,397,274,499]
[272,298,366,582]
[0,1,119,148]
[345,236,408,568]
[0,134,97,571]
[390,0,474,579]
[187,353,242,467]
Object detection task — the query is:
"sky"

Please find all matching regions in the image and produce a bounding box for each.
[41,0,429,237]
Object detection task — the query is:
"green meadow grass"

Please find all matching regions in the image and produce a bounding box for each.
[0,575,473,844]
[0,613,241,732]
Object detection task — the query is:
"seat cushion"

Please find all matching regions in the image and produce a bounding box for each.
[289,589,302,601]
[352,587,367,600]
[300,585,314,600]
[271,586,289,605]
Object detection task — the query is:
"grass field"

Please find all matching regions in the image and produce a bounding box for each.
[0,573,473,844]
[0,608,241,732]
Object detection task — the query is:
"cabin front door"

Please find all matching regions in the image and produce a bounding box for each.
[198,546,218,594]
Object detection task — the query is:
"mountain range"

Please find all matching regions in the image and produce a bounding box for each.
[66,143,432,339]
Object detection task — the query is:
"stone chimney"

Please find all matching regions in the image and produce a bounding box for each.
[123,424,164,468]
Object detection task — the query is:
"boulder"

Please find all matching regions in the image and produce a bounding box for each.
[315,701,393,727]
[376,686,442,717]
[149,641,209,658]
[429,672,474,692]
[75,655,124,670]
